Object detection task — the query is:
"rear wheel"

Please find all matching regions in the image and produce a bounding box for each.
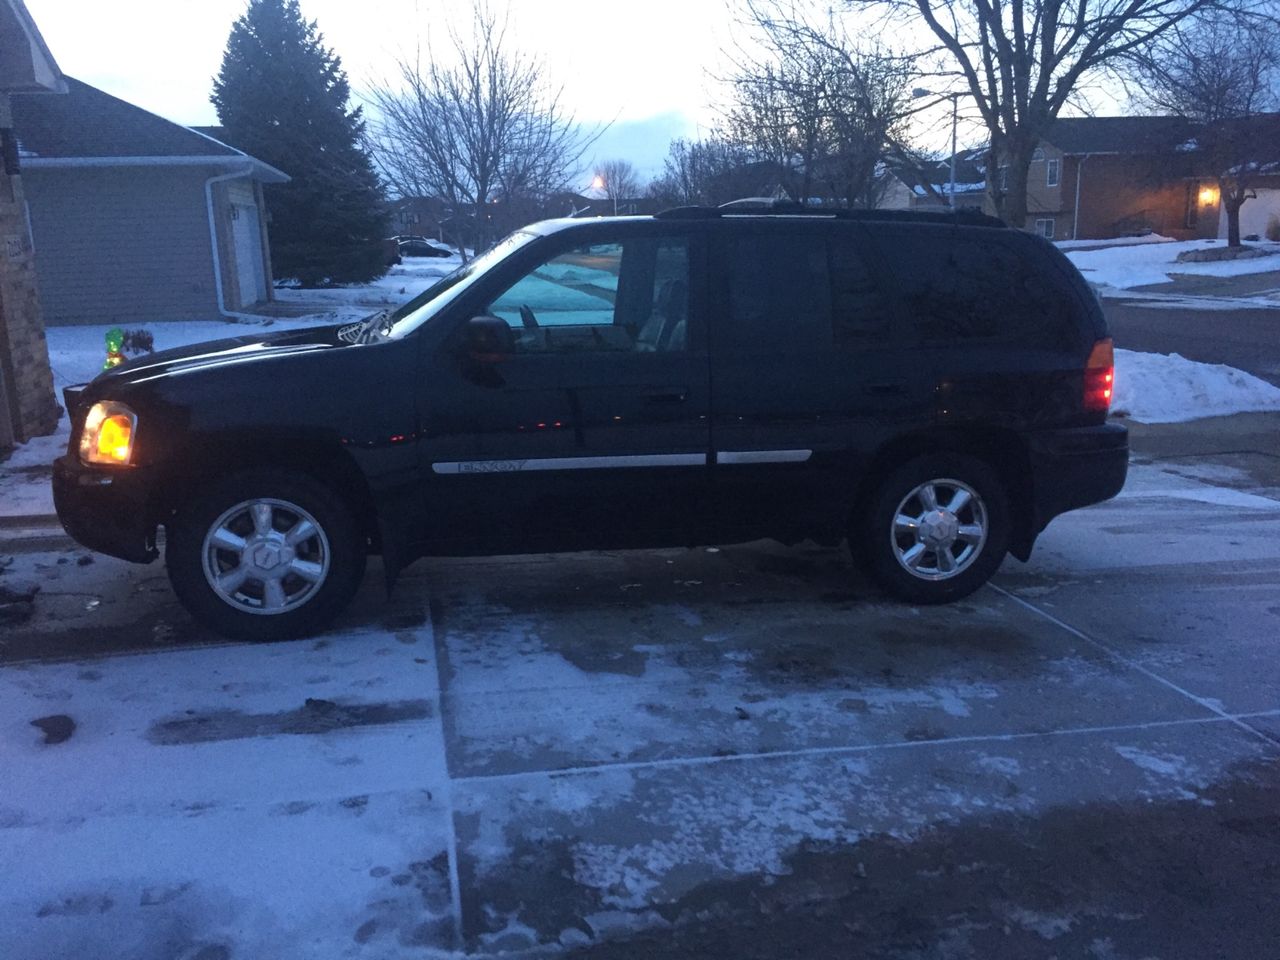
[858,454,1009,604]
[167,470,366,641]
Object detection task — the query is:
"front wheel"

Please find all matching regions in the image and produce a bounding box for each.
[166,470,366,641]
[858,454,1010,604]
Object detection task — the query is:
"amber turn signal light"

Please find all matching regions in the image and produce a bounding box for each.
[79,401,138,466]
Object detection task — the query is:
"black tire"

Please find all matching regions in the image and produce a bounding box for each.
[166,469,366,641]
[857,454,1010,605]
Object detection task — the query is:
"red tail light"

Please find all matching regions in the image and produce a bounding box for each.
[1084,338,1114,413]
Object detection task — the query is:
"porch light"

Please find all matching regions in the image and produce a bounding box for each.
[1198,185,1218,206]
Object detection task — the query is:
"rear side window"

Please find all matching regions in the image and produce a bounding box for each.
[882,230,1073,346]
[830,239,890,342]
[726,234,831,352]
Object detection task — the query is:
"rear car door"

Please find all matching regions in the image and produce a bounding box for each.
[707,220,932,543]
[417,224,711,553]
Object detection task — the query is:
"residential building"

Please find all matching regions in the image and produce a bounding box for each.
[0,0,61,447]
[10,79,288,326]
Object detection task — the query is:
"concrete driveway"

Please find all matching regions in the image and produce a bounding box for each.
[2,458,1279,959]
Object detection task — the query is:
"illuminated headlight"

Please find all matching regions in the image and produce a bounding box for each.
[79,401,138,466]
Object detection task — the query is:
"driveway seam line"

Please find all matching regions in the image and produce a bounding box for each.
[423,597,466,951]
[451,714,1235,785]
[991,584,1280,748]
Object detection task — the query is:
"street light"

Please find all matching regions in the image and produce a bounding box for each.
[591,174,617,216]
[912,88,962,208]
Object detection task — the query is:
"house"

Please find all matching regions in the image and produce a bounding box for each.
[10,78,288,326]
[0,0,62,447]
[996,115,1280,241]
[879,150,988,212]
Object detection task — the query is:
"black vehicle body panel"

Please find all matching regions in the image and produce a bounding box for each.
[53,213,1128,579]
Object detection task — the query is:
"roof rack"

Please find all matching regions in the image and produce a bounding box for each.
[655,201,1006,229]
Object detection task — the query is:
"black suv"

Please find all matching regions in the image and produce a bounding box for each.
[54,207,1127,640]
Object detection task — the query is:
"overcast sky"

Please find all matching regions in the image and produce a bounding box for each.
[24,0,748,183]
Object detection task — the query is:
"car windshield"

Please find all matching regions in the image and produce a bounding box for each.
[382,230,539,339]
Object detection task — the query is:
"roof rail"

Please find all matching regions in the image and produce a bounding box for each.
[654,201,1006,229]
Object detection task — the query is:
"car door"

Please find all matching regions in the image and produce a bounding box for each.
[708,221,932,543]
[416,225,711,554]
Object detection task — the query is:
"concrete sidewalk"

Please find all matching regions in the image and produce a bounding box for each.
[1126,411,1280,498]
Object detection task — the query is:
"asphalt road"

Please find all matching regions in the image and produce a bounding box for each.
[2,458,1279,958]
[1104,298,1280,386]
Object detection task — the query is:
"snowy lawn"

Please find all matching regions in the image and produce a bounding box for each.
[272,255,461,311]
[1064,239,1280,290]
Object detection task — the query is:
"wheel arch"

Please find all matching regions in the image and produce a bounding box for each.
[151,432,382,554]
[853,426,1036,561]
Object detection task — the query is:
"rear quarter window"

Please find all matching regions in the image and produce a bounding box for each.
[880,228,1077,349]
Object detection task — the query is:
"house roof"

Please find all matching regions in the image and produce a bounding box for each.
[0,0,65,93]
[10,77,287,181]
[1040,116,1196,156]
[887,148,986,196]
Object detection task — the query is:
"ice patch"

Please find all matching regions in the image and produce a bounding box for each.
[977,755,1022,776]
[1113,745,1195,779]
[1008,906,1075,939]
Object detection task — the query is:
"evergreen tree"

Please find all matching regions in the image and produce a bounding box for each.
[212,0,387,285]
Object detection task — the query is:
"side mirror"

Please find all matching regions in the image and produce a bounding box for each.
[465,314,515,362]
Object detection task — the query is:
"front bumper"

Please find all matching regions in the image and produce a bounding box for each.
[52,455,159,563]
[1027,421,1129,533]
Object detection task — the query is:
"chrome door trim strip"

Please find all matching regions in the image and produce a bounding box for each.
[432,453,707,474]
[716,449,813,465]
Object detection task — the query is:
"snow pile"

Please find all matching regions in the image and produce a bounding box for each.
[1055,234,1174,252]
[1113,348,1280,423]
[1066,239,1280,290]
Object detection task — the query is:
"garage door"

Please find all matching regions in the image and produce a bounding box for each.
[230,203,266,306]
[1221,188,1280,240]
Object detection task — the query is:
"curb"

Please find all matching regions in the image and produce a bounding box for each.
[0,515,73,553]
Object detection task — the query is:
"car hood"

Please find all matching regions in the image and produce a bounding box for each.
[88,324,353,389]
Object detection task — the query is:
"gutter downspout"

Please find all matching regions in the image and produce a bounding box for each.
[1072,154,1090,240]
[204,167,262,321]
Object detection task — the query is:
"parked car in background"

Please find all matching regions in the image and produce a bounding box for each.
[53,206,1126,640]
[397,237,453,258]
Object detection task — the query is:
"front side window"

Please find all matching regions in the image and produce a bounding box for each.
[486,237,689,354]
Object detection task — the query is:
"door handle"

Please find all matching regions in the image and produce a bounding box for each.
[645,389,688,403]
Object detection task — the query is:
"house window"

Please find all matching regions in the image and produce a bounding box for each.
[1035,218,1056,239]
[1046,159,1060,187]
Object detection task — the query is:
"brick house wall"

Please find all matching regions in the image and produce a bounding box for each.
[1066,155,1216,241]
[0,93,57,442]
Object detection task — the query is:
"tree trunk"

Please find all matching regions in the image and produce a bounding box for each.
[1223,181,1243,248]
[996,147,1033,229]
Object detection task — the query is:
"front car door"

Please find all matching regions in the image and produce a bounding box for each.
[415,222,711,555]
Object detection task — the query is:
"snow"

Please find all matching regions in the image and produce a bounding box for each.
[1054,233,1174,252]
[1065,239,1280,290]
[0,630,456,959]
[1112,348,1280,423]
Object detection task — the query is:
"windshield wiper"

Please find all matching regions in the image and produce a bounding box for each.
[357,310,393,344]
